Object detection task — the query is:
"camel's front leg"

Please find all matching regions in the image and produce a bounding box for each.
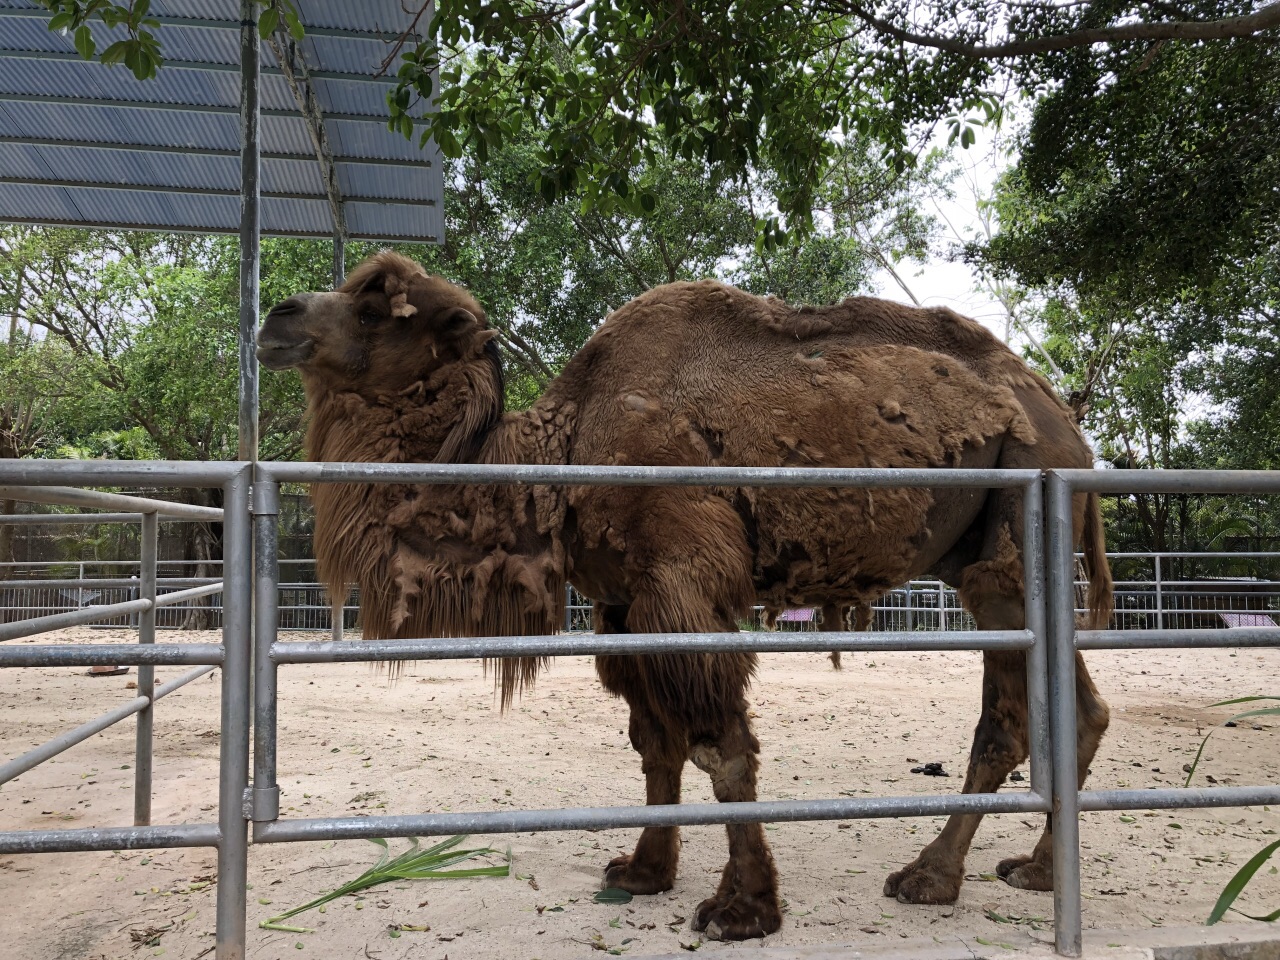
[688,709,782,940]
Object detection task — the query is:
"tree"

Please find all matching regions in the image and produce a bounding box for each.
[41,1,1280,240]
[0,227,316,600]
[359,126,940,405]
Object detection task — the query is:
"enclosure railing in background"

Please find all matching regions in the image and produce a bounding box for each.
[0,486,226,827]
[5,556,1277,635]
[0,461,1277,960]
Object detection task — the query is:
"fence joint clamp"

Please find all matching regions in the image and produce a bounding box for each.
[250,480,279,516]
[244,785,281,821]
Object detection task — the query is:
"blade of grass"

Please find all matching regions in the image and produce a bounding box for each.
[1207,839,1280,925]
[1185,705,1280,786]
[1232,907,1280,922]
[260,836,508,929]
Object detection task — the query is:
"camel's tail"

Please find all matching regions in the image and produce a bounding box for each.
[1081,492,1114,630]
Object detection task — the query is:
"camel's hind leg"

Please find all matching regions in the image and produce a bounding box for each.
[884,504,1110,904]
[884,645,1031,903]
[996,652,1109,890]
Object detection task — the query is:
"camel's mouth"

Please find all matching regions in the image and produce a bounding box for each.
[256,339,314,370]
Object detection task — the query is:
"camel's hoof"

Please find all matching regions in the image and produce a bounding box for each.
[602,854,674,896]
[691,891,781,940]
[883,858,963,904]
[996,854,1053,891]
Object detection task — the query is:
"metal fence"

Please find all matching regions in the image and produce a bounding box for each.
[0,484,226,827]
[0,460,1277,960]
[0,559,357,632]
[7,559,1277,635]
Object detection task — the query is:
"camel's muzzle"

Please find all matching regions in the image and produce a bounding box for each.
[258,297,317,369]
[256,338,314,370]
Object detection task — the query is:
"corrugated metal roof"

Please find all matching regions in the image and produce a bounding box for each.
[0,0,442,242]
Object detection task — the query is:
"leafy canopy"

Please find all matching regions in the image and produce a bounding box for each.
[38,1,1280,239]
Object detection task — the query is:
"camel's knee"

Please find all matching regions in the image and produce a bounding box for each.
[691,742,749,780]
[969,712,1029,776]
[691,736,759,803]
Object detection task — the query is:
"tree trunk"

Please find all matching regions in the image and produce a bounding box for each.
[177,487,224,631]
[0,498,15,565]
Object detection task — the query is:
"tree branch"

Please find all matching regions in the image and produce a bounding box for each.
[836,0,1280,59]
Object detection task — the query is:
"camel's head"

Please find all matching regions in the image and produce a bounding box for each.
[257,251,495,396]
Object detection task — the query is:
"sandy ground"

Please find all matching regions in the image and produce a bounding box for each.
[1,627,1277,960]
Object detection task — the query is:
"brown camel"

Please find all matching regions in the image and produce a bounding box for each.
[257,251,1113,942]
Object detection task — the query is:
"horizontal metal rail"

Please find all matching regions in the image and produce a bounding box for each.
[0,461,241,487]
[0,598,153,642]
[1046,468,1280,957]
[0,577,219,589]
[1079,785,1280,812]
[262,462,1042,488]
[1056,469,1280,494]
[254,791,1052,844]
[271,629,1034,664]
[0,484,224,519]
[0,643,224,668]
[0,665,216,785]
[154,582,225,607]
[0,823,220,855]
[0,512,146,525]
[1076,627,1280,649]
[0,581,224,640]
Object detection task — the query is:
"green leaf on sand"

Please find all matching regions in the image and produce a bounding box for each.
[594,888,634,904]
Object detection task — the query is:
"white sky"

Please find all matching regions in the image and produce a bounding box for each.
[868,128,1013,342]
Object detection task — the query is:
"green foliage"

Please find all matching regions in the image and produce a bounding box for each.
[983,36,1280,316]
[42,1,1280,243]
[38,0,300,80]
[0,226,308,462]
[386,0,1277,235]
[1184,697,1280,926]
[260,836,508,932]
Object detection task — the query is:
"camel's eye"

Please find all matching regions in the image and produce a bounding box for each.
[359,309,382,326]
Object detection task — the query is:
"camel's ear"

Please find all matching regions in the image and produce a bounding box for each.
[433,305,481,338]
[384,272,418,318]
[350,266,419,318]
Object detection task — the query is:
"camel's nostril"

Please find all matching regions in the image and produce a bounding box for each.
[266,298,303,319]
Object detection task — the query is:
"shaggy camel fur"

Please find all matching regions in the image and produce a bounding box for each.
[257,251,1113,942]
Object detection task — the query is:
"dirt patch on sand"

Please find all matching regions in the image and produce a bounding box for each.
[1,628,1276,959]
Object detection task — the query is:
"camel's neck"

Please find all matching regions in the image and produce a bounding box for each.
[301,372,576,707]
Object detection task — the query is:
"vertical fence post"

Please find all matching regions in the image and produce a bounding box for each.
[1022,477,1052,798]
[133,511,158,826]
[330,589,343,642]
[1154,554,1163,630]
[905,583,913,632]
[216,467,252,960]
[1046,472,1083,957]
[252,477,280,827]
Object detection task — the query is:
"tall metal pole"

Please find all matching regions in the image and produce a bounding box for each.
[215,467,252,960]
[333,234,345,288]
[237,0,260,463]
[1046,472,1083,956]
[133,511,158,826]
[251,480,281,827]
